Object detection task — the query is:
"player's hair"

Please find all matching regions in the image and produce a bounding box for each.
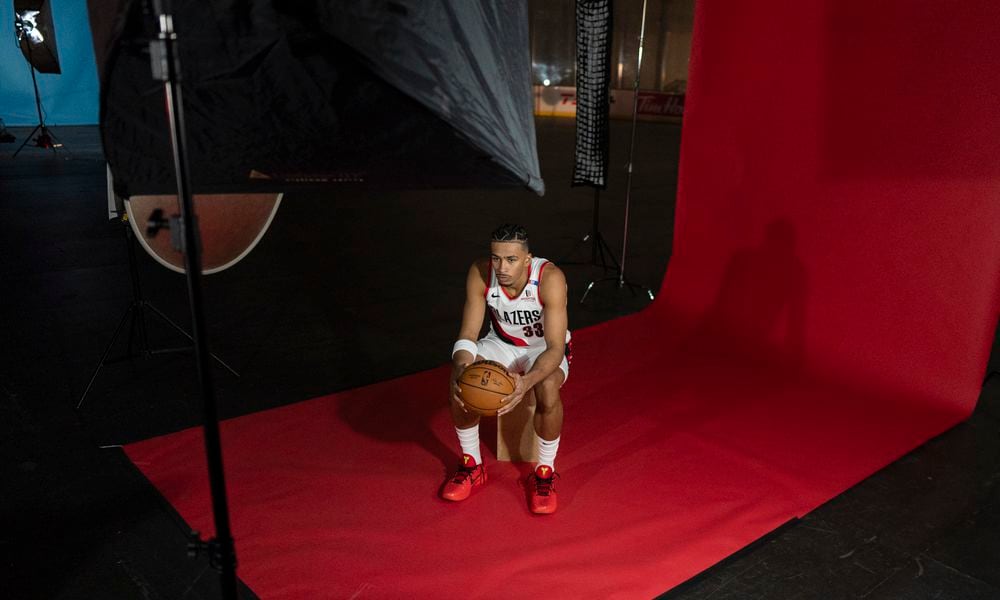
[491,224,529,251]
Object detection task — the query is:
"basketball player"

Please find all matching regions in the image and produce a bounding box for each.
[441,224,570,514]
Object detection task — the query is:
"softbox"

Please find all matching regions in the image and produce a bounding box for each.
[87,0,545,197]
[15,0,60,74]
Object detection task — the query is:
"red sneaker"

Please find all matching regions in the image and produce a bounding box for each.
[441,454,487,501]
[528,465,559,514]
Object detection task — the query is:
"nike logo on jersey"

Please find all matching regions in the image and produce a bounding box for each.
[491,293,500,298]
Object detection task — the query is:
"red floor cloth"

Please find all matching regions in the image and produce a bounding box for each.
[123,312,965,599]
[125,2,1000,598]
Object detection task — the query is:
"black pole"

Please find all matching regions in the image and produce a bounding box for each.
[27,49,45,129]
[617,0,648,288]
[591,189,601,264]
[124,224,152,352]
[149,2,238,597]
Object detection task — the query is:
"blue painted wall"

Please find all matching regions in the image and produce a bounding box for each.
[0,2,100,126]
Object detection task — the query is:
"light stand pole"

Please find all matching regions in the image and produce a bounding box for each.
[581,0,655,304]
[12,19,62,157]
[148,2,238,597]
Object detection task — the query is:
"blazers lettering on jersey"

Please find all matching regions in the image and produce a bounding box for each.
[490,307,542,326]
[488,310,529,347]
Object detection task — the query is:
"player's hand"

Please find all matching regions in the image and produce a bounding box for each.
[450,362,470,413]
[497,372,527,416]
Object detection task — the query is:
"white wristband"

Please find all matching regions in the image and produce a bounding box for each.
[452,339,478,360]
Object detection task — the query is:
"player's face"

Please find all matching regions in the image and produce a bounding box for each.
[490,241,531,287]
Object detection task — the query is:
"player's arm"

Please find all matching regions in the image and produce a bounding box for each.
[453,260,489,368]
[450,260,488,410]
[521,265,568,389]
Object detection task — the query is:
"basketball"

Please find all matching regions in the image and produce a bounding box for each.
[457,360,516,416]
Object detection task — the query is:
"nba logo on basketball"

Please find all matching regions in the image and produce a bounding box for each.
[480,371,491,386]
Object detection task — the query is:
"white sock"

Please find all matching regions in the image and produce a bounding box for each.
[456,425,482,465]
[536,435,560,472]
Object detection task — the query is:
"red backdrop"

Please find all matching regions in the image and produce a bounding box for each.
[665,0,1000,408]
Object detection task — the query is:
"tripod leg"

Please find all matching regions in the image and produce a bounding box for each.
[78,305,136,409]
[594,232,621,272]
[12,124,42,158]
[622,280,655,301]
[144,303,241,377]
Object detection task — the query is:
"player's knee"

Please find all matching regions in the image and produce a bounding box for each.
[535,373,563,410]
[541,370,563,392]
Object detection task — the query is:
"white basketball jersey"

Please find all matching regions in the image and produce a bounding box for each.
[485,257,570,348]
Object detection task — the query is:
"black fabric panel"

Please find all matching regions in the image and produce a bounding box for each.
[90,1,533,196]
[572,0,612,188]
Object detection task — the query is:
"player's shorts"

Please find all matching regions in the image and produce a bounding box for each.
[476,333,571,385]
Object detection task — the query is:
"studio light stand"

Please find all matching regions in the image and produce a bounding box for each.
[13,6,64,157]
[76,210,240,410]
[581,0,655,305]
[563,0,618,273]
[12,49,61,155]
[149,1,238,596]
